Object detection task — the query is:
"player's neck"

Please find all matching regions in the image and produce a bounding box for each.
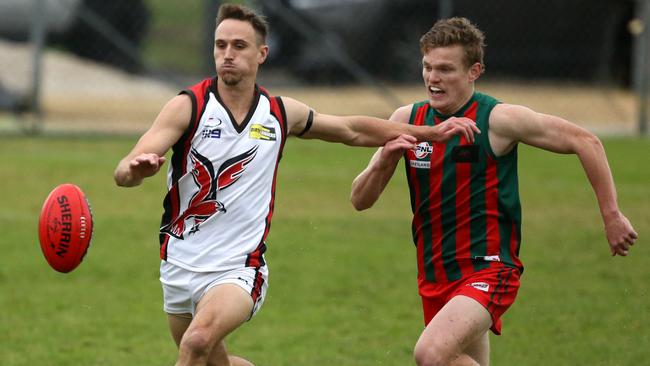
[434,87,475,116]
[217,79,257,123]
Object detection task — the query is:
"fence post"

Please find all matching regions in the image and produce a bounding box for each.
[439,0,453,19]
[204,0,221,75]
[29,0,46,133]
[633,0,650,135]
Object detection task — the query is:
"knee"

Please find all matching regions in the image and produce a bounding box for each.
[180,327,213,359]
[413,339,453,366]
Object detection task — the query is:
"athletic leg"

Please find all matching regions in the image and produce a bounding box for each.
[460,331,489,365]
[446,331,489,366]
[169,313,193,346]
[413,295,492,366]
[206,343,255,366]
[176,283,254,366]
[168,313,254,366]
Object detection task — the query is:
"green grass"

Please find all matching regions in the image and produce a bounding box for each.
[0,136,648,365]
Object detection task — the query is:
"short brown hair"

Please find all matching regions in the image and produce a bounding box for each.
[420,17,485,70]
[216,4,268,44]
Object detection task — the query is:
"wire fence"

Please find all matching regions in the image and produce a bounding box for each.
[0,0,647,135]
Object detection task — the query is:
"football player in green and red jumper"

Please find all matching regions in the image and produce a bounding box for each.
[351,17,638,366]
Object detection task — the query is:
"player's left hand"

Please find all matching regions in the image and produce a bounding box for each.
[435,116,480,143]
[605,211,638,256]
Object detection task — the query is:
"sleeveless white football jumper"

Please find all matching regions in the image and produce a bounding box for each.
[158,77,287,273]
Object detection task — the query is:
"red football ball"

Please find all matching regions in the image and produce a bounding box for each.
[38,184,94,273]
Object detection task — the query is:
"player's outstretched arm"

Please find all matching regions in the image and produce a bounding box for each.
[280,97,480,146]
[350,106,415,210]
[114,94,191,187]
[490,103,638,256]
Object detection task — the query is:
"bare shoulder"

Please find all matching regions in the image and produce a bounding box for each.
[165,93,192,111]
[490,103,539,135]
[487,103,537,155]
[145,93,193,137]
[491,103,536,124]
[119,93,193,163]
[161,94,192,123]
[390,104,414,123]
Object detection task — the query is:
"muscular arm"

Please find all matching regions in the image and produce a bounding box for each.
[490,104,638,256]
[114,94,191,187]
[350,106,415,210]
[280,97,479,146]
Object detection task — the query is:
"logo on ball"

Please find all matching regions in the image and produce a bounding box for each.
[38,183,94,273]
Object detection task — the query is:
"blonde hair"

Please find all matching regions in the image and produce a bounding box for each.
[420,17,485,69]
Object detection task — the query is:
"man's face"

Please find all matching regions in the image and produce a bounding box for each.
[214,19,268,86]
[422,45,481,115]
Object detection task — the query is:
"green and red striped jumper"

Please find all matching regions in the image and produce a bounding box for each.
[404,92,523,284]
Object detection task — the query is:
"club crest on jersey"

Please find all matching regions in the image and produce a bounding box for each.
[249,124,276,141]
[160,146,258,239]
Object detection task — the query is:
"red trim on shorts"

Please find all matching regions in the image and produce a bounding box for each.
[250,269,264,303]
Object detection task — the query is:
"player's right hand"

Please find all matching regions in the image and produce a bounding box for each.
[605,211,638,256]
[378,134,417,169]
[130,153,166,179]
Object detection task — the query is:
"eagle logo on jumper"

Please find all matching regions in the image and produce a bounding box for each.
[160,145,258,239]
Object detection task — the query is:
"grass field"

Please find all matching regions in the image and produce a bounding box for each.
[0,135,648,365]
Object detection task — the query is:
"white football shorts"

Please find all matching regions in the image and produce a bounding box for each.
[159,260,268,319]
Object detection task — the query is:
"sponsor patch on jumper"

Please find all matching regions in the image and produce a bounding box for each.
[413,142,433,159]
[202,128,222,139]
[409,160,431,169]
[474,255,501,262]
[249,124,277,141]
[468,282,490,292]
[451,144,479,163]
